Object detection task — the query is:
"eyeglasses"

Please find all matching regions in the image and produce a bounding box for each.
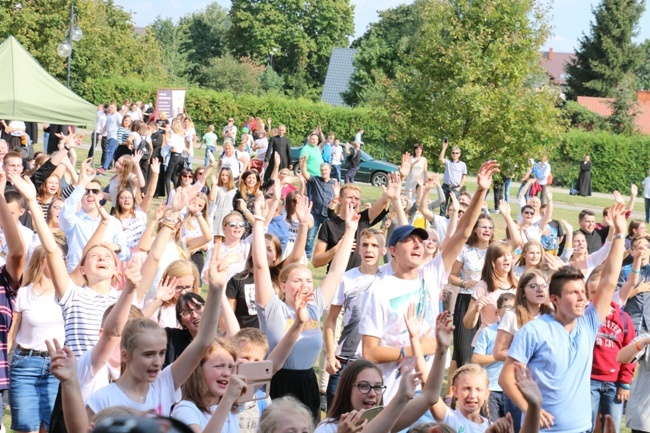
[355,382,387,395]
[526,283,548,291]
[175,285,193,293]
[477,226,494,230]
[85,188,101,196]
[181,174,194,179]
[227,221,246,228]
[500,305,515,311]
[179,304,204,319]
[50,205,62,211]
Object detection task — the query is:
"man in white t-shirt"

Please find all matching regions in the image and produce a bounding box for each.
[330,139,343,183]
[359,160,499,402]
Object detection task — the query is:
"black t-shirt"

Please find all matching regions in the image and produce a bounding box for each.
[347,148,361,167]
[164,327,192,368]
[581,228,604,254]
[226,272,260,329]
[317,208,389,272]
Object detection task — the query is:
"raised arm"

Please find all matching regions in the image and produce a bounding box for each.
[0,170,25,287]
[440,193,459,251]
[388,173,408,226]
[438,142,448,166]
[617,335,650,364]
[139,157,160,213]
[538,192,553,233]
[299,155,310,181]
[171,248,226,389]
[499,199,523,248]
[319,203,360,306]
[283,194,311,265]
[184,199,212,251]
[418,175,439,223]
[9,172,67,297]
[441,161,499,271]
[592,203,627,323]
[131,150,146,188]
[252,193,275,308]
[628,184,638,214]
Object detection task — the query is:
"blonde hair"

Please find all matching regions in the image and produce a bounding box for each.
[78,244,119,284]
[278,263,311,301]
[161,260,200,306]
[92,406,142,424]
[181,337,238,414]
[171,119,183,135]
[121,318,166,371]
[234,328,269,354]
[450,364,490,420]
[259,396,314,433]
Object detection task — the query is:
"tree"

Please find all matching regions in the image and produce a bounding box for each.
[385,0,563,172]
[343,3,421,106]
[566,0,645,99]
[227,0,354,90]
[179,2,231,81]
[151,17,193,82]
[607,73,640,135]
[0,0,165,92]
[638,39,650,90]
[198,54,264,95]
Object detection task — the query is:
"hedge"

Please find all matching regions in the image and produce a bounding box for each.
[80,77,403,163]
[551,129,650,193]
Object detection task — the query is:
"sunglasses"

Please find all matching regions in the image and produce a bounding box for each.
[227,221,246,228]
[181,174,194,178]
[522,211,535,216]
[85,188,101,196]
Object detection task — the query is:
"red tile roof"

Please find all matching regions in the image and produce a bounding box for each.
[577,92,650,134]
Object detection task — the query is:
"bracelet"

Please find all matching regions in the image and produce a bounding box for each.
[253,215,266,222]
[399,346,406,359]
[100,219,108,225]
[159,221,176,230]
[193,212,202,218]
[635,340,644,352]
[613,234,625,240]
[161,216,177,225]
[631,268,641,274]
[619,383,631,390]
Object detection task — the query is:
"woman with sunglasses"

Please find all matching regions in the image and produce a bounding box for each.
[492,269,553,432]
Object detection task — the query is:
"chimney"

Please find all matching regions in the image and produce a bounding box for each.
[548,47,553,60]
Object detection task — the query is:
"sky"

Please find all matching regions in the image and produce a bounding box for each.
[114,0,650,53]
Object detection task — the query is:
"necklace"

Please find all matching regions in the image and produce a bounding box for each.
[116,380,149,403]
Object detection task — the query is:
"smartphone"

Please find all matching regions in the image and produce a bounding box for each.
[236,360,273,404]
[443,137,448,144]
[361,406,384,422]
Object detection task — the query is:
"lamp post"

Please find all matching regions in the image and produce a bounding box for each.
[269,47,278,71]
[57,2,82,88]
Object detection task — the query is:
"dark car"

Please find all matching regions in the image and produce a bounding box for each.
[290,146,398,187]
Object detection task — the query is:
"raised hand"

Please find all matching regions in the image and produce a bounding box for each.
[294,291,313,325]
[154,202,168,221]
[476,160,500,191]
[448,191,460,215]
[7,172,37,202]
[187,196,201,215]
[46,339,77,383]
[425,173,440,190]
[154,275,177,303]
[171,187,189,212]
[630,183,638,197]
[435,312,454,348]
[611,202,627,234]
[613,190,624,205]
[253,192,267,218]
[150,157,161,175]
[399,152,412,178]
[344,202,361,232]
[96,200,111,223]
[123,259,142,290]
[497,199,511,217]
[333,180,341,198]
[207,248,230,289]
[404,303,423,338]
[485,413,514,433]
[545,190,553,202]
[79,158,96,186]
[560,219,573,233]
[294,195,313,225]
[396,359,421,401]
[514,363,542,407]
[132,149,144,164]
[382,172,402,201]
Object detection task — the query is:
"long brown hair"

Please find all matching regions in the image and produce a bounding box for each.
[326,360,383,422]
[480,242,517,293]
[467,215,494,247]
[181,337,238,414]
[515,270,554,328]
[238,169,261,196]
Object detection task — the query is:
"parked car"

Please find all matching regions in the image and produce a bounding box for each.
[290,146,398,187]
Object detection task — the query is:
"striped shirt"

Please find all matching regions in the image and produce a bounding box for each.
[0,266,18,389]
[57,280,119,358]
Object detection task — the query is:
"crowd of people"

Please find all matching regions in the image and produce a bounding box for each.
[0,108,647,433]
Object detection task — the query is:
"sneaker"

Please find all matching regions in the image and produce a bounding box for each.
[320,392,327,412]
[96,167,107,175]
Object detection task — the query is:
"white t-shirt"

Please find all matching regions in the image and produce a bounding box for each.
[77,349,120,402]
[359,255,449,402]
[315,420,338,433]
[442,407,489,433]
[254,137,268,159]
[330,146,343,166]
[169,134,185,154]
[173,400,240,432]
[221,154,242,179]
[86,364,181,416]
[14,284,65,351]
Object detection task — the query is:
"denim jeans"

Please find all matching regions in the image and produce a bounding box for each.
[503,392,523,433]
[488,390,505,422]
[204,146,215,167]
[331,164,342,183]
[504,178,512,203]
[9,351,59,431]
[326,359,349,408]
[102,138,118,170]
[346,166,359,183]
[590,379,624,433]
[306,213,329,260]
[441,183,460,216]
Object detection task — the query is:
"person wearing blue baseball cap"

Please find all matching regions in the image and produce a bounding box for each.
[359,160,500,403]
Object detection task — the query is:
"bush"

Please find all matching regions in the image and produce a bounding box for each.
[79,77,402,163]
[551,129,650,192]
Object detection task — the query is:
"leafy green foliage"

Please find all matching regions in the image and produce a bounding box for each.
[343,2,421,106]
[638,39,650,90]
[566,0,645,99]
[198,54,263,94]
[561,101,611,132]
[227,0,354,90]
[551,129,650,192]
[151,17,193,83]
[0,0,165,92]
[383,0,563,174]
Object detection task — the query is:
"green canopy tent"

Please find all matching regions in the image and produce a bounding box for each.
[0,36,95,129]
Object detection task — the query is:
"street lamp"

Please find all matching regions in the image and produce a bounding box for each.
[57,3,82,88]
[269,47,278,71]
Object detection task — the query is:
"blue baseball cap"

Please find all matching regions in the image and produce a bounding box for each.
[388,225,429,248]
